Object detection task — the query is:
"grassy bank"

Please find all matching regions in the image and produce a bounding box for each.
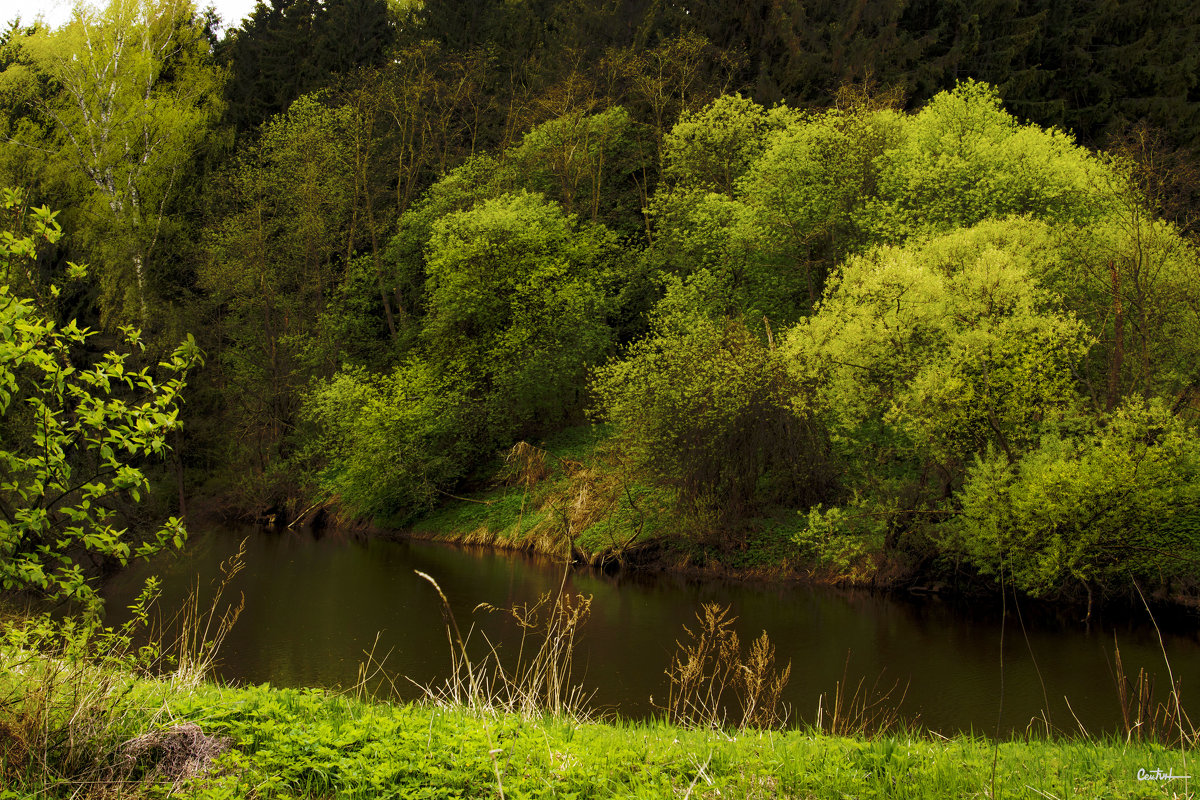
[405,425,882,586]
[2,661,1194,799]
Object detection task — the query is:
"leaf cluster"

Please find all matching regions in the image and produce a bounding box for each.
[0,191,200,605]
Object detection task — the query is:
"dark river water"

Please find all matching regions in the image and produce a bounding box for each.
[101,525,1200,736]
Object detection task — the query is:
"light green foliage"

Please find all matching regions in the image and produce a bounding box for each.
[777,213,1200,591]
[869,81,1115,240]
[953,399,1200,596]
[640,191,754,312]
[315,138,632,518]
[382,107,647,335]
[0,0,222,325]
[506,106,647,233]
[0,193,199,605]
[786,219,1092,472]
[382,154,501,331]
[661,95,794,196]
[649,83,1116,326]
[791,504,874,577]
[639,185,800,326]
[302,361,475,518]
[734,105,905,309]
[594,288,830,526]
[0,187,86,313]
[207,93,355,313]
[423,191,615,439]
[650,100,897,322]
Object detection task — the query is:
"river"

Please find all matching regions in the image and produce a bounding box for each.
[101,524,1200,736]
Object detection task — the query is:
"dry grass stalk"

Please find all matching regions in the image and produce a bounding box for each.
[157,538,247,686]
[0,647,131,790]
[529,452,650,563]
[501,439,652,566]
[814,654,908,738]
[740,632,792,731]
[504,442,561,546]
[662,603,791,730]
[504,441,551,489]
[413,571,595,719]
[1114,637,1197,747]
[507,590,593,718]
[530,464,614,548]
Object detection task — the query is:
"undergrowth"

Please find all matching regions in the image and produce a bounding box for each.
[0,543,245,798]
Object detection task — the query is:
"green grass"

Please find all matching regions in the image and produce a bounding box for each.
[409,424,679,563]
[409,425,611,541]
[2,629,1194,799]
[162,682,1197,798]
[409,486,534,540]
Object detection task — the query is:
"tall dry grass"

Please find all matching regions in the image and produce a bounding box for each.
[1113,636,1197,748]
[0,540,245,797]
[813,655,909,738]
[413,570,595,720]
[661,603,792,731]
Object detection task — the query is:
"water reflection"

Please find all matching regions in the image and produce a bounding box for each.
[101,525,1200,735]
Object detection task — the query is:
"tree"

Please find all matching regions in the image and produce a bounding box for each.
[1,0,222,327]
[302,360,476,518]
[660,94,781,198]
[647,94,900,323]
[0,189,201,608]
[422,191,615,441]
[735,102,903,310]
[202,94,355,499]
[593,277,833,532]
[1044,186,1200,409]
[504,106,648,235]
[306,191,619,521]
[868,81,1115,241]
[783,218,1093,508]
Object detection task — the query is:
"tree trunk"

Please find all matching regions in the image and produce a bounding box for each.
[1107,259,1124,410]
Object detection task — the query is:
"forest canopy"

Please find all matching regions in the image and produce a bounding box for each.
[3,0,1200,603]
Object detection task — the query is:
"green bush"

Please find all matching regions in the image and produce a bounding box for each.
[951,398,1200,597]
[302,361,478,519]
[1,191,199,606]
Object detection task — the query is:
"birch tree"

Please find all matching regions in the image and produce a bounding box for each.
[1,0,221,326]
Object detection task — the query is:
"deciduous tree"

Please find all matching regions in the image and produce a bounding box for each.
[0,0,221,327]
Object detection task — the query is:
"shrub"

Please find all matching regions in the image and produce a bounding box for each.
[594,293,833,532]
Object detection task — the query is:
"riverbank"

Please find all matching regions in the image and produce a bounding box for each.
[401,425,901,588]
[1,652,1193,799]
[390,424,1200,619]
